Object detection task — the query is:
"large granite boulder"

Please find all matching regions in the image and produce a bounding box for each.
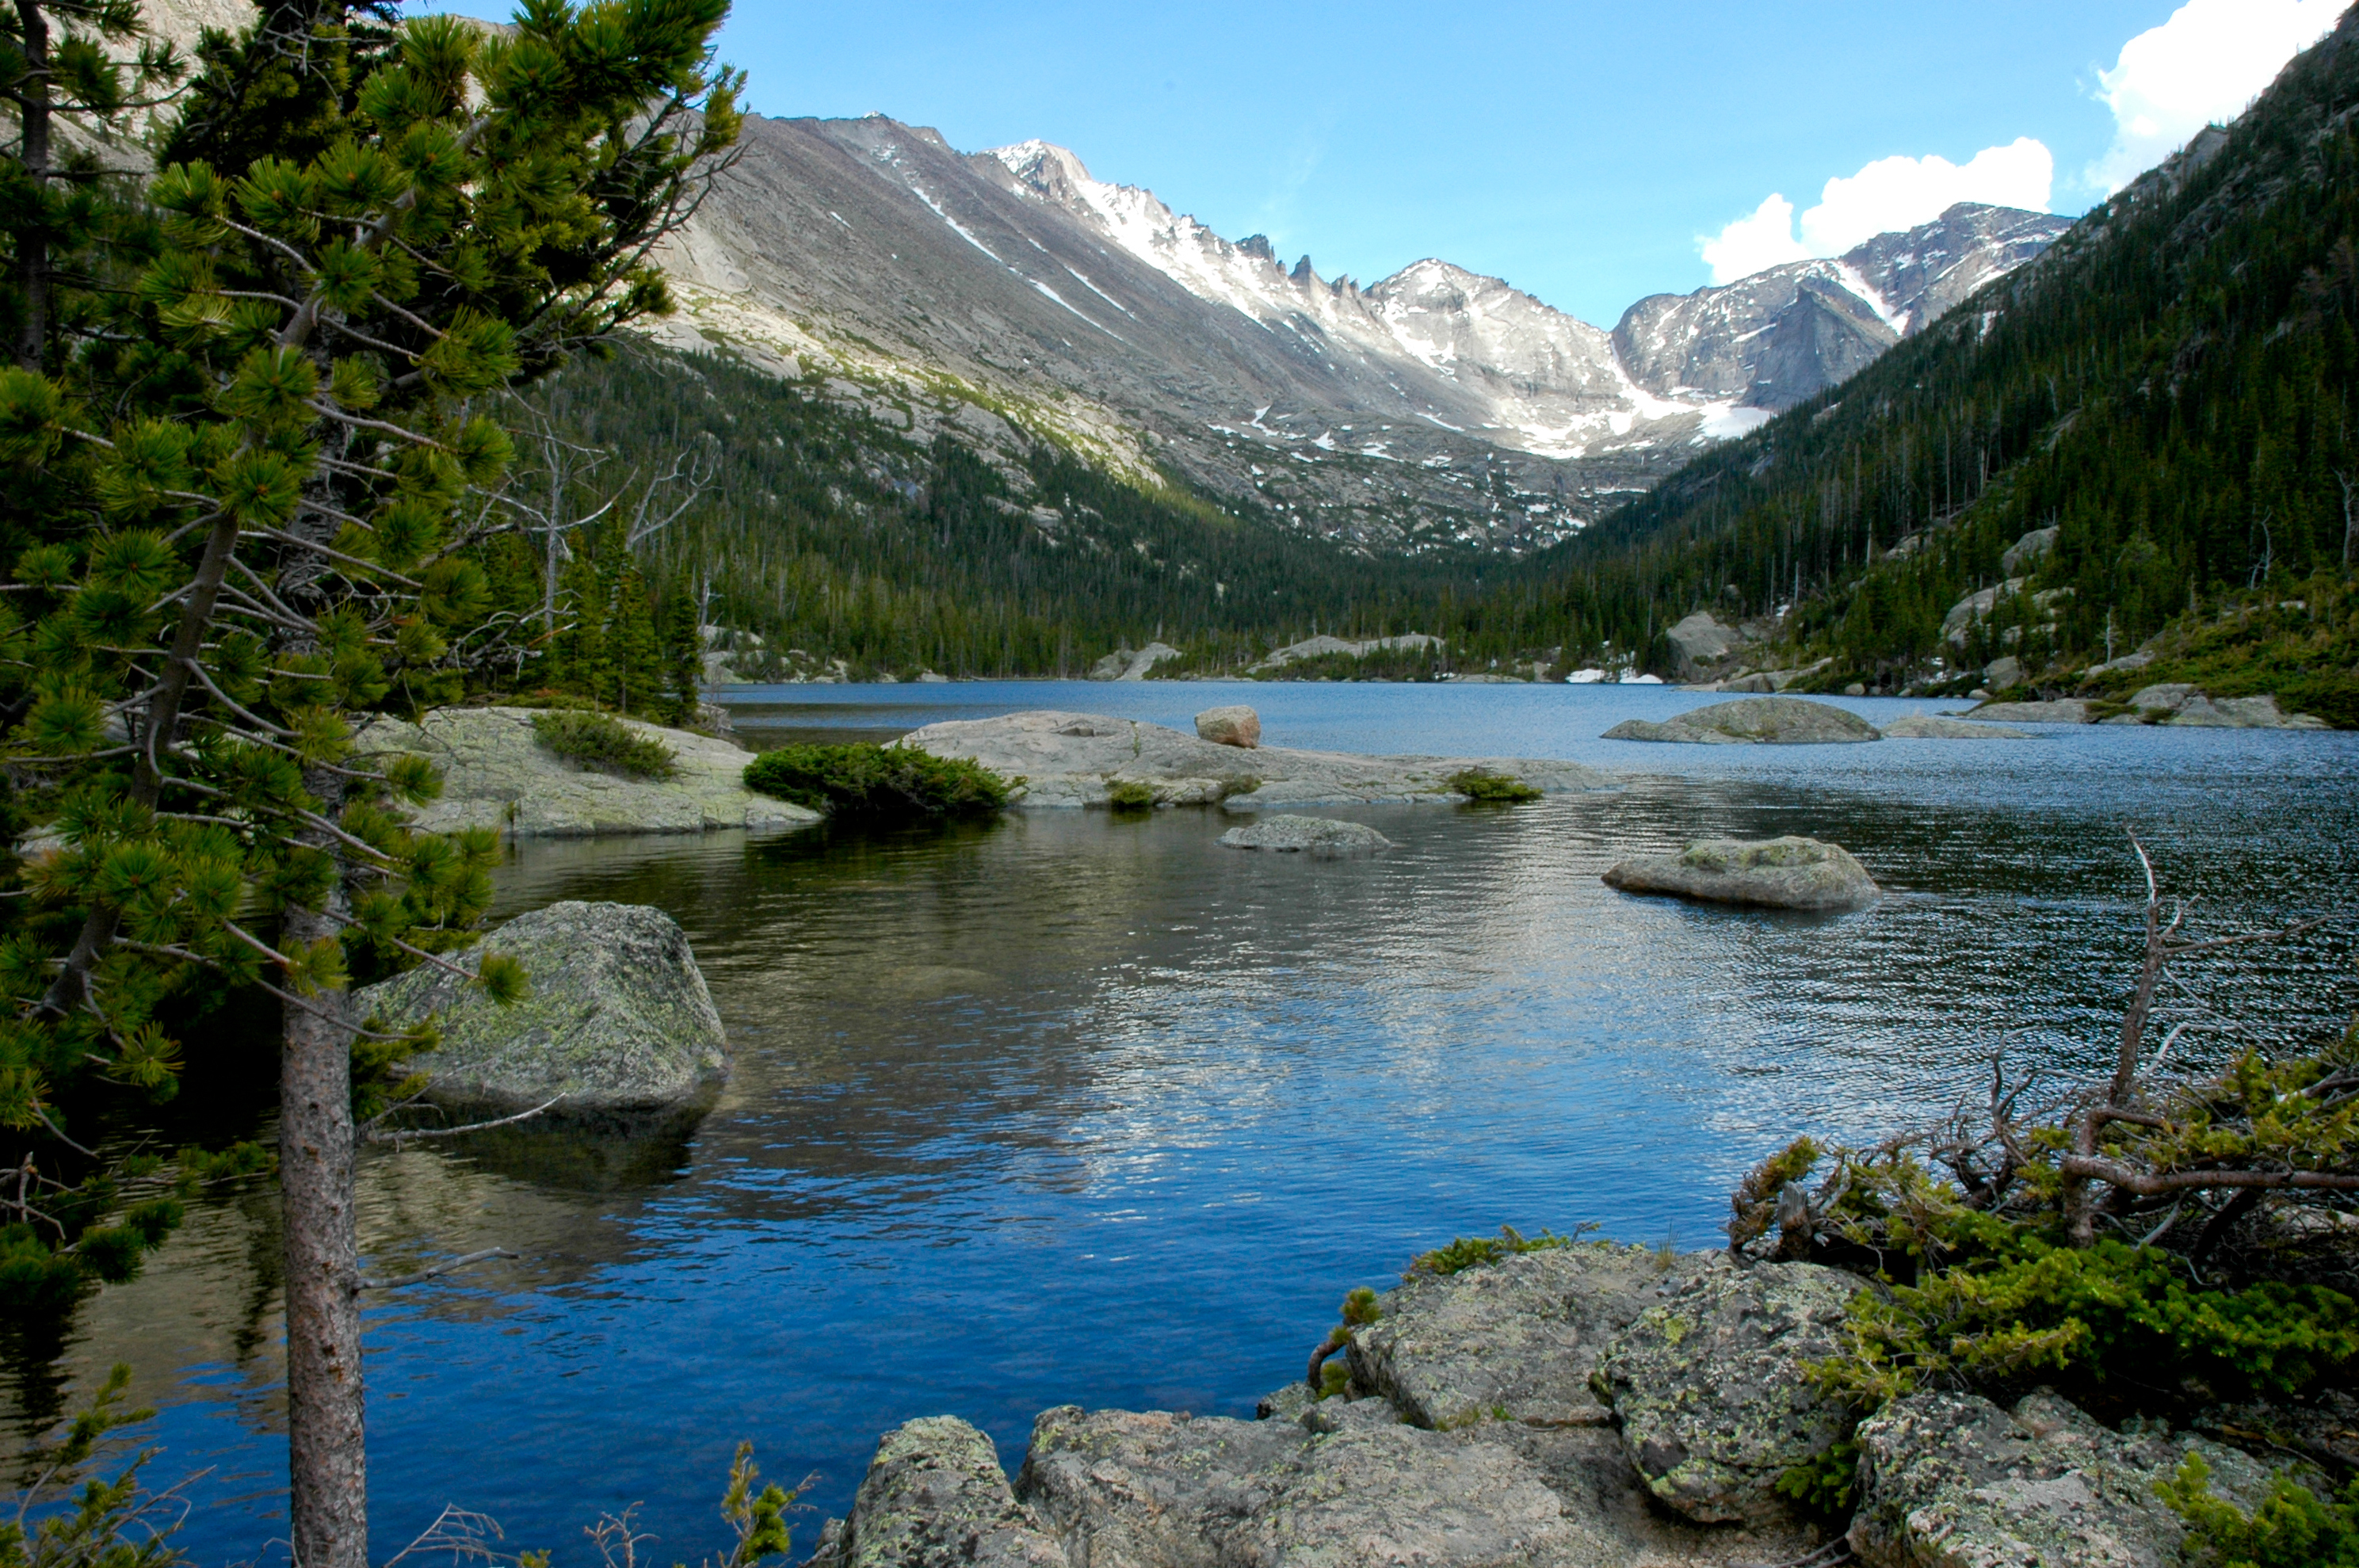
[1194,705,1262,748]
[1590,1259,1858,1525]
[1849,1390,2278,1568]
[1086,643,1182,681]
[807,1417,1067,1568]
[1348,1243,1708,1430]
[363,707,818,837]
[1602,837,1879,912]
[357,901,726,1111]
[900,711,1609,810]
[1602,697,1879,746]
[1217,815,1393,856]
[2121,685,2329,729]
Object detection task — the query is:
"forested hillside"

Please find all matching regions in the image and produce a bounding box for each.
[1461,5,2359,712]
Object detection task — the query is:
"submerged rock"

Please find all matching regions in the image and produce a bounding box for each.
[1602,837,1880,912]
[1217,815,1393,856]
[900,710,1609,809]
[1349,1242,1707,1430]
[1602,696,1879,745]
[1878,712,2033,739]
[807,1417,1067,1568]
[1591,1260,1858,1526]
[1193,704,1262,748]
[1965,698,2094,724]
[365,707,818,837]
[357,901,726,1112]
[1849,1390,2278,1568]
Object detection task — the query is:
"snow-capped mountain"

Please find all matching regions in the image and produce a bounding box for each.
[654,116,2068,553]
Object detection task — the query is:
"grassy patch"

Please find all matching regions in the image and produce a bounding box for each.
[1446,769,1542,803]
[531,711,678,780]
[1105,780,1156,812]
[1408,1223,1594,1278]
[742,743,1010,820]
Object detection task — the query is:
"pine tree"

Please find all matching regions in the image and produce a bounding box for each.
[0,5,740,1565]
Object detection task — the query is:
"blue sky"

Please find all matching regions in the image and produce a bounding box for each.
[487,1,2343,326]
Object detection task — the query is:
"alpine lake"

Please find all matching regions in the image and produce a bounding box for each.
[8,681,2356,1562]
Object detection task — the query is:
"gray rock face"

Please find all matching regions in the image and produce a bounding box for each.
[1218,815,1394,856]
[356,901,726,1111]
[1193,705,1262,748]
[1591,1261,1859,1525]
[1603,696,1879,746]
[1981,654,2025,690]
[1941,578,2030,647]
[1665,613,1746,679]
[1966,699,2093,724]
[808,1417,1067,1568]
[1349,1244,1708,1431]
[1998,526,2060,575]
[1849,1391,2277,1568]
[901,710,1610,809]
[1603,837,1880,912]
[1878,713,2032,739]
[1087,643,1183,681]
[2123,684,2330,729]
[365,708,818,837]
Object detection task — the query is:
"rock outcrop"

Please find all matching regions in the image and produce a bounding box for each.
[1591,1261,1858,1525]
[807,1417,1067,1568]
[1086,643,1183,681]
[356,901,726,1111]
[1603,697,1878,746]
[2116,684,2330,729]
[1193,705,1261,748]
[1218,815,1394,856]
[364,708,818,837]
[1965,698,2094,724]
[1878,713,2033,739]
[899,710,1610,809]
[1602,837,1880,912]
[1849,1390,2276,1568]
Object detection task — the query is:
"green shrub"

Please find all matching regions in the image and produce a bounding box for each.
[2160,1452,2359,1568]
[2280,673,2359,730]
[1409,1223,1593,1278]
[531,710,679,780]
[742,743,1010,820]
[1105,780,1156,811]
[1446,769,1542,803]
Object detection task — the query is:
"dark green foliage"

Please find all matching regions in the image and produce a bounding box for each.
[2161,1453,2359,1568]
[0,1363,183,1568]
[1408,1224,1593,1279]
[742,743,1010,821]
[530,711,678,781]
[1104,780,1156,812]
[2078,577,2359,725]
[1445,769,1541,803]
[1774,1434,1863,1517]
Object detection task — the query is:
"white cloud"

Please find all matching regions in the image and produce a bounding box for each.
[2089,0,2344,193]
[1700,139,2056,286]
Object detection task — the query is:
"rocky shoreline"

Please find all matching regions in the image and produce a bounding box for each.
[807,1240,2290,1568]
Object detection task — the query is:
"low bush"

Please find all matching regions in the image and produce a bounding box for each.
[2160,1452,2359,1568]
[531,710,678,780]
[1410,1223,1593,1278]
[1446,769,1542,803]
[742,743,1010,820]
[1105,780,1156,811]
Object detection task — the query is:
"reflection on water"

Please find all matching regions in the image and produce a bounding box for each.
[8,684,2356,1562]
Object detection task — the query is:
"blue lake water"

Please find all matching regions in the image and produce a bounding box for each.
[11,681,2357,1563]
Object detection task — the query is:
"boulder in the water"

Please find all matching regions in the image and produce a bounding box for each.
[1603,836,1878,911]
[357,900,725,1111]
[1591,1260,1858,1526]
[1219,815,1393,855]
[1603,696,1878,745]
[1879,713,2033,739]
[1849,1389,2278,1568]
[1193,704,1262,749]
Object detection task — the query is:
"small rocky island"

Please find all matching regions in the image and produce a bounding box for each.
[808,1240,2279,1567]
[1603,837,1881,912]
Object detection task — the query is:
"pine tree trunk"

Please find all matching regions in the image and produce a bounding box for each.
[281,771,368,1568]
[13,0,52,371]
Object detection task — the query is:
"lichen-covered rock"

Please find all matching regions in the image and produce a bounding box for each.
[1602,696,1879,746]
[1218,815,1394,856]
[2121,685,2330,729]
[356,901,725,1111]
[903,710,1609,810]
[1194,705,1262,748]
[1849,1390,2278,1568]
[1016,1406,1591,1567]
[1964,699,2094,724]
[1590,1259,1857,1524]
[364,707,818,837]
[807,1417,1067,1568]
[1879,714,2033,740]
[1349,1243,1705,1430]
[1602,837,1879,912]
